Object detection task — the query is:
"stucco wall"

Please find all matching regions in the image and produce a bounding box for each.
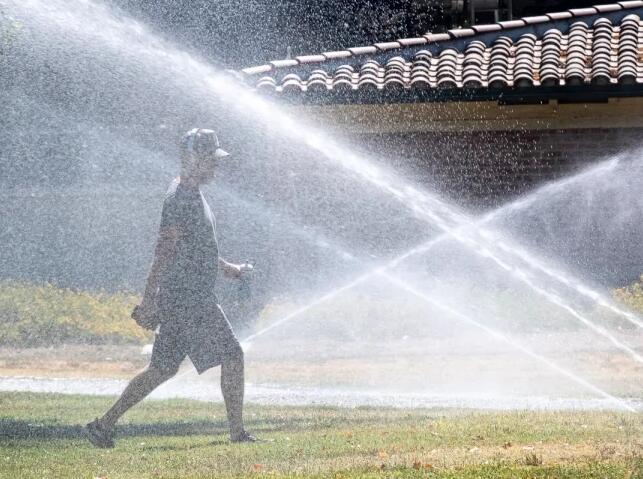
[355,127,643,209]
[348,126,643,285]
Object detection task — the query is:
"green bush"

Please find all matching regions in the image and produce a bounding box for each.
[0,7,21,58]
[613,275,643,314]
[0,282,150,347]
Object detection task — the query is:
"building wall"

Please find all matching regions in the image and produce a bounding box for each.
[355,127,643,209]
[350,126,643,285]
[1,123,639,291]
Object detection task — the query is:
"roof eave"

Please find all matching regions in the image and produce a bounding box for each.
[263,83,643,107]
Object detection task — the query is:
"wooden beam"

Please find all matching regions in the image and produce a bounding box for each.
[289,97,643,133]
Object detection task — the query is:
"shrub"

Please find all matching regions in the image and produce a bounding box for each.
[0,282,150,347]
[613,275,643,314]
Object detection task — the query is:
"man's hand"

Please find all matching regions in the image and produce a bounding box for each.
[136,224,179,331]
[222,261,243,279]
[132,296,159,331]
[140,295,157,316]
[219,258,253,279]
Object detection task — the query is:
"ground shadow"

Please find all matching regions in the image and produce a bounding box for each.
[0,415,326,442]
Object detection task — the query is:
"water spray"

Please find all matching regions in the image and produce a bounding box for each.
[11,0,640,337]
[181,163,643,387]
[11,0,640,338]
[240,188,643,366]
[378,272,638,413]
[196,75,643,346]
[7,0,641,407]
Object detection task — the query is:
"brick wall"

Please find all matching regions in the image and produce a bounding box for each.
[357,127,643,210]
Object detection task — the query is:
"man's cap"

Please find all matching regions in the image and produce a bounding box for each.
[181,128,229,159]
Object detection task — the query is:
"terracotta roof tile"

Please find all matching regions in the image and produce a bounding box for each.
[547,11,574,21]
[397,37,427,47]
[424,33,451,42]
[240,3,643,99]
[348,45,378,55]
[374,41,402,51]
[498,19,527,29]
[594,3,624,12]
[295,54,326,64]
[242,65,272,75]
[448,28,476,38]
[270,59,299,69]
[472,23,503,33]
[522,15,551,25]
[569,7,599,15]
[322,50,351,60]
[256,76,277,91]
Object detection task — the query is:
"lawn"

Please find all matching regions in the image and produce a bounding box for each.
[0,392,640,478]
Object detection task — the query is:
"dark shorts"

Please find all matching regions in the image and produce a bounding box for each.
[150,302,241,375]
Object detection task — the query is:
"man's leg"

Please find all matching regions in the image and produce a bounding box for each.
[98,364,177,430]
[98,315,186,430]
[220,342,249,441]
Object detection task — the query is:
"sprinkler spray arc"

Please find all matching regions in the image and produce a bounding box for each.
[239,236,639,411]
[6,0,641,409]
[214,76,643,346]
[236,160,643,365]
[10,0,640,338]
[243,156,637,344]
[173,164,640,408]
[377,272,638,413]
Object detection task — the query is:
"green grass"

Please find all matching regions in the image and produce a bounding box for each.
[0,392,641,478]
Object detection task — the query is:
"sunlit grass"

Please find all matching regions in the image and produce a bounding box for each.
[0,392,640,478]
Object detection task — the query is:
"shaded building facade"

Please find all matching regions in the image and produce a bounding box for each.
[240,3,643,208]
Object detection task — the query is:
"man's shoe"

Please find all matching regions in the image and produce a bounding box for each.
[231,430,259,443]
[85,419,115,448]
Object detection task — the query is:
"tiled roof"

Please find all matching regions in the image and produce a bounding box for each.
[239,2,643,102]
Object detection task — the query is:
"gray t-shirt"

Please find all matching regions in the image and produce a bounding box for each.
[158,178,219,310]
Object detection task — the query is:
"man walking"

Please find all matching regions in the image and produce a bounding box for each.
[86,128,256,447]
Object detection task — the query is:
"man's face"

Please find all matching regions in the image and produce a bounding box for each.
[196,155,218,184]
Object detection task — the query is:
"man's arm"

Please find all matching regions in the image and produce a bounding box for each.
[141,226,181,308]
